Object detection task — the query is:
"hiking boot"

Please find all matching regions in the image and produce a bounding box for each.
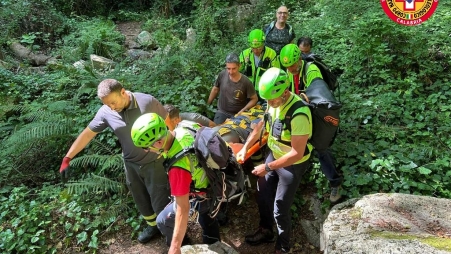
[330,185,342,203]
[245,227,274,245]
[137,225,159,243]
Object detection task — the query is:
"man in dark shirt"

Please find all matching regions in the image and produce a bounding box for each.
[207,53,258,124]
[58,79,170,244]
[264,5,296,55]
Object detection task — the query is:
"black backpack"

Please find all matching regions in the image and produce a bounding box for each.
[285,78,341,151]
[163,126,247,218]
[302,54,339,92]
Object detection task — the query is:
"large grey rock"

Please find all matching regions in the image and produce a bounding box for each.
[73,60,86,69]
[226,4,253,33]
[181,241,238,254]
[321,193,451,254]
[126,49,153,60]
[90,54,115,70]
[136,31,156,49]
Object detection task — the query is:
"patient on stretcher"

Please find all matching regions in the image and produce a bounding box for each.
[164,104,267,164]
[214,106,267,164]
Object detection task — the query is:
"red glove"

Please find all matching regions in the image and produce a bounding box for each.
[60,157,71,182]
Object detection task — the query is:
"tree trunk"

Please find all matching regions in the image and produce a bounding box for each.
[9,42,56,66]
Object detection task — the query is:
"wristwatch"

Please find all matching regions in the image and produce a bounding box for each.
[265,163,272,172]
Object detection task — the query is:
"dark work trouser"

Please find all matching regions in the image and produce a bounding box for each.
[213,111,233,125]
[124,157,170,224]
[257,152,310,251]
[315,148,342,187]
[157,199,220,246]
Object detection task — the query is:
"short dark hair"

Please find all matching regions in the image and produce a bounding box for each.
[297,36,313,48]
[164,104,180,119]
[97,79,123,98]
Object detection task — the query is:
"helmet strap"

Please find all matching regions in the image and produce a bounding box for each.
[157,133,170,159]
[146,132,170,157]
[160,134,169,152]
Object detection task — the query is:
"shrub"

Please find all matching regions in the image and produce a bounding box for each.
[0,0,68,49]
[59,18,125,62]
[0,183,136,253]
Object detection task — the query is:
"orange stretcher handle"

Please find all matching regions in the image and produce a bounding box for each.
[243,134,268,162]
[232,133,268,164]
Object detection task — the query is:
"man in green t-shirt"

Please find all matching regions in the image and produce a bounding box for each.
[236,68,312,254]
[279,44,343,203]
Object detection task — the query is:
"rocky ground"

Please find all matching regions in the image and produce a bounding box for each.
[97,181,323,254]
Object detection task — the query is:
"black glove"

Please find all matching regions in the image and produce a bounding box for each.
[259,57,271,69]
[59,157,71,183]
[244,64,253,77]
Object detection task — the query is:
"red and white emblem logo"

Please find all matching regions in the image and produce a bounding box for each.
[380,0,439,26]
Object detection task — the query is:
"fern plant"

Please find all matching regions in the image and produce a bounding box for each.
[0,102,77,185]
[66,173,125,195]
[60,18,125,62]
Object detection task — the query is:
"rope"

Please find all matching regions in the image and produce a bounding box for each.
[208,172,227,218]
[188,198,200,223]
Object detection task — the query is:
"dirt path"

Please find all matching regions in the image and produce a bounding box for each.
[116,21,143,49]
[97,181,322,254]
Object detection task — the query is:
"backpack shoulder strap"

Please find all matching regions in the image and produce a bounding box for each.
[301,61,312,88]
[183,126,198,135]
[163,147,195,172]
[163,127,197,172]
[283,100,311,157]
[259,112,270,147]
[264,21,275,37]
[286,23,294,40]
[284,100,308,133]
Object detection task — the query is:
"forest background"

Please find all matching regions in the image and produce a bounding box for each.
[0,0,450,253]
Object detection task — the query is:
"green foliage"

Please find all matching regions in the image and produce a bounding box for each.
[52,0,113,16]
[0,66,83,103]
[0,185,57,253]
[1,0,451,251]
[0,184,136,253]
[20,32,41,51]
[291,189,307,220]
[66,173,125,195]
[190,0,230,46]
[60,18,125,61]
[0,101,77,185]
[0,65,118,183]
[0,0,68,48]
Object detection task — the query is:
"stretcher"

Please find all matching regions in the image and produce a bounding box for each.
[229,132,268,164]
[215,106,268,164]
